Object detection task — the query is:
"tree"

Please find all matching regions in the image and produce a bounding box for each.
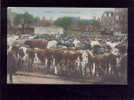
[34,17,40,25]
[55,17,71,30]
[13,12,40,34]
[14,13,24,26]
[14,12,37,28]
[23,12,34,27]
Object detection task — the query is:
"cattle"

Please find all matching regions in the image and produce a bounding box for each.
[24,39,48,49]
[7,34,127,82]
[11,45,35,72]
[10,46,120,80]
[90,51,118,80]
[47,40,58,49]
[73,38,81,48]
[62,50,82,76]
[31,48,62,74]
[90,40,101,48]
[31,48,83,76]
[79,50,88,77]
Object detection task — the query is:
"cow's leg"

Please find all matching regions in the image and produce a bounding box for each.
[89,62,94,78]
[76,60,81,77]
[47,58,51,73]
[88,62,92,78]
[9,72,13,83]
[53,58,58,75]
[22,55,27,72]
[29,58,33,72]
[83,62,88,78]
[108,63,112,75]
[81,62,86,77]
[23,60,26,72]
[79,63,82,78]
[27,59,31,72]
[54,65,58,75]
[92,62,96,78]
[116,57,121,78]
[97,64,103,80]
[90,62,94,78]
[79,62,83,77]
[44,58,48,73]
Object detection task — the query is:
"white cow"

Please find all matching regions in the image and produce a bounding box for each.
[90,40,101,48]
[73,38,81,48]
[106,41,120,49]
[80,50,89,76]
[33,53,41,64]
[47,40,58,49]
[19,47,28,61]
[106,41,120,56]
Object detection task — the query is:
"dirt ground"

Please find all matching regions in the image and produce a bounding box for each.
[7,71,127,84]
[7,71,96,84]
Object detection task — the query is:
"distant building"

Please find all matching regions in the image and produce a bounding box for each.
[34,26,64,35]
[100,11,114,33]
[38,17,54,27]
[100,8,128,35]
[79,24,94,32]
[113,8,128,34]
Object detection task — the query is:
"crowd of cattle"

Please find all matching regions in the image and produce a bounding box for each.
[7,34,127,81]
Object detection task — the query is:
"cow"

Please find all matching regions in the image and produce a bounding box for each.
[14,46,35,72]
[91,51,118,80]
[31,48,59,74]
[47,40,58,49]
[24,39,48,49]
[73,38,81,48]
[79,50,88,77]
[119,53,127,82]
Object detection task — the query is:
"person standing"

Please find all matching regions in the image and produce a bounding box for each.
[7,46,18,83]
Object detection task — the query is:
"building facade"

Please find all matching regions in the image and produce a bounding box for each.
[113,8,128,34]
[100,11,114,33]
[100,8,128,35]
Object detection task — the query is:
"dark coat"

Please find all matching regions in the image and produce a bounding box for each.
[7,51,18,74]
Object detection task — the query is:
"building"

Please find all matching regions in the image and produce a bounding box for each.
[38,17,54,27]
[34,26,64,36]
[100,11,114,33]
[113,8,128,34]
[79,24,94,32]
[100,8,128,35]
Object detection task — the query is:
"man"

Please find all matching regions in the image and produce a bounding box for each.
[7,46,18,83]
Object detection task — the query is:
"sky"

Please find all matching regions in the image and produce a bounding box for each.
[8,7,114,20]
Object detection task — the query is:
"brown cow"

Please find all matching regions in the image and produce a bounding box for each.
[92,52,117,80]
[25,39,48,49]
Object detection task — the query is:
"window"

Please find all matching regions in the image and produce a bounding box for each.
[115,15,119,20]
